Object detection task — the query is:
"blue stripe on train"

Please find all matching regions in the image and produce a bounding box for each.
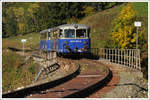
[40,38,90,53]
[58,39,90,53]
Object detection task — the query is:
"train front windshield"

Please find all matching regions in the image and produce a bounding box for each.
[64,29,75,38]
[76,29,86,38]
[64,29,87,38]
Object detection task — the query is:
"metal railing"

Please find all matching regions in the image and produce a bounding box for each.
[98,48,141,70]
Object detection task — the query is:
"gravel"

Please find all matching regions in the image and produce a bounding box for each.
[101,69,148,98]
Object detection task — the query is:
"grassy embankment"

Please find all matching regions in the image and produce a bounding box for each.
[79,2,148,79]
[2,33,40,92]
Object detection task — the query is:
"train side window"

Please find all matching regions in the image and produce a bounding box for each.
[48,32,51,39]
[53,31,57,38]
[76,29,86,38]
[54,30,60,39]
[59,29,63,38]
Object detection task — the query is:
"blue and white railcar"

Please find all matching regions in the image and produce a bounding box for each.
[40,24,90,54]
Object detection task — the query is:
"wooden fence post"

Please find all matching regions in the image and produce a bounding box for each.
[121,50,122,65]
[118,49,120,64]
[138,49,141,70]
[129,50,131,67]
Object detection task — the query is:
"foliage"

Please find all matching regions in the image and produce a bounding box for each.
[67,16,79,24]
[13,7,24,19]
[82,6,95,16]
[106,3,145,49]
[18,23,25,34]
[2,2,121,37]
[27,3,40,18]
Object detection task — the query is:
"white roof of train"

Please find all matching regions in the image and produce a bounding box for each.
[58,24,90,29]
[40,27,59,34]
[40,24,90,34]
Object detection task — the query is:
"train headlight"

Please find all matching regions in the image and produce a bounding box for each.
[74,47,78,52]
[74,25,78,29]
[83,45,88,51]
[65,45,70,49]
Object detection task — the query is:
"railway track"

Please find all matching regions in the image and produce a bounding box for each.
[24,58,111,98]
[3,51,112,98]
[28,63,111,98]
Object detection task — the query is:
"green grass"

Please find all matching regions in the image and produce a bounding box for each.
[2,32,40,93]
[131,2,148,41]
[79,4,125,48]
[3,32,40,50]
[2,51,24,92]
[131,2,148,17]
[2,50,39,92]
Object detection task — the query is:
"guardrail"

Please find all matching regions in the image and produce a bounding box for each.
[98,48,141,70]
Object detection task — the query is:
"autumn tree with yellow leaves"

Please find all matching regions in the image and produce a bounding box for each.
[107,4,144,49]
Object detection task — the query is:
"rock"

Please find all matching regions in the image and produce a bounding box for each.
[17,86,24,90]
[100,62,148,98]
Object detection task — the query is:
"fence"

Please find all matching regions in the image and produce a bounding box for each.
[98,48,141,70]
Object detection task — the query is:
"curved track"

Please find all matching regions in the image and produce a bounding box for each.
[3,57,112,98]
[27,59,111,98]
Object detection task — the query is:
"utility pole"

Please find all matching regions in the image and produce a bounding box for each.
[21,39,27,56]
[134,21,141,49]
[134,21,141,69]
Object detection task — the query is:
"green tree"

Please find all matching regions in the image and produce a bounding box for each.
[82,6,95,16]
[27,3,40,32]
[2,2,122,37]
[5,17,17,36]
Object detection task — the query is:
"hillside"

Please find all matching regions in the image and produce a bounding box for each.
[2,32,40,92]
[79,2,148,79]
[79,4,124,48]
[79,2,148,49]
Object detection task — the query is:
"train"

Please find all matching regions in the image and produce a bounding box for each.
[40,24,91,55]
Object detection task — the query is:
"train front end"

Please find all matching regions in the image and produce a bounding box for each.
[58,24,90,54]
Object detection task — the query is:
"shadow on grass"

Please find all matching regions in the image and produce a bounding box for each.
[8,47,34,52]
